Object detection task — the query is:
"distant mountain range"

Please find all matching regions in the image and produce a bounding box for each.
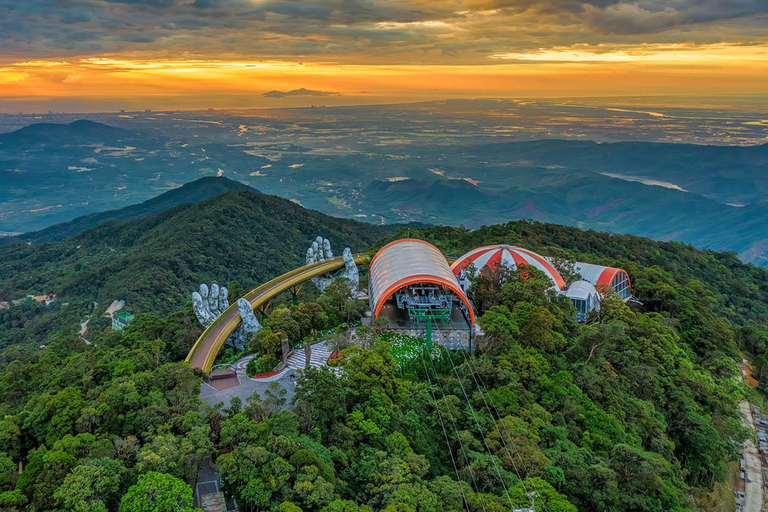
[262,88,336,98]
[2,112,767,266]
[0,119,131,145]
[362,166,768,266]
[472,139,768,207]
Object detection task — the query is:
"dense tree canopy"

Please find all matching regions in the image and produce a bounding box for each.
[0,217,765,510]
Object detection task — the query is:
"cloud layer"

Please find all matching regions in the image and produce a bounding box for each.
[0,1,766,111]
[0,0,766,64]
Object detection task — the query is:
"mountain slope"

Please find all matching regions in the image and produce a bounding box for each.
[362,170,768,267]
[0,189,387,313]
[9,176,255,245]
[0,120,272,234]
[471,138,768,206]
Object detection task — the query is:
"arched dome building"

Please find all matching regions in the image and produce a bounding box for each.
[574,262,631,300]
[369,239,475,328]
[450,244,566,291]
[449,244,631,323]
[565,280,601,322]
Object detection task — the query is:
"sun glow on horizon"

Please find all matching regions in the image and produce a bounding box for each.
[1,43,767,112]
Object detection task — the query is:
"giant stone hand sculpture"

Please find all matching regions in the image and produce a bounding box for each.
[192,283,227,326]
[306,236,359,293]
[237,298,262,338]
[192,283,261,350]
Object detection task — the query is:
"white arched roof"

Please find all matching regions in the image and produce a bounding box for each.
[369,239,474,325]
[566,280,599,301]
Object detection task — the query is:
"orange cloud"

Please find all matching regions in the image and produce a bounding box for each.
[1,0,767,114]
[1,41,767,112]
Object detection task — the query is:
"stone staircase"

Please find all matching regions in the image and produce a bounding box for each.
[232,354,257,374]
[285,341,335,371]
[231,341,339,379]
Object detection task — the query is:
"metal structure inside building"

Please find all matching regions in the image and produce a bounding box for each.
[369,239,475,349]
[395,284,453,325]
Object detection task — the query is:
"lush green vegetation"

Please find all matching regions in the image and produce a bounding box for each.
[0,188,386,326]
[244,280,368,374]
[0,309,206,511]
[1,199,767,510]
[215,262,745,511]
[395,221,768,387]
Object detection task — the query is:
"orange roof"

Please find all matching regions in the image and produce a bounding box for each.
[369,239,474,325]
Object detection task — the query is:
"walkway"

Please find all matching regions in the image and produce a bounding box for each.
[199,371,297,410]
[232,354,257,373]
[186,253,369,373]
[79,301,98,345]
[199,341,338,409]
[739,399,763,512]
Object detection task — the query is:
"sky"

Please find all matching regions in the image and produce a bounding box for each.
[0,0,767,112]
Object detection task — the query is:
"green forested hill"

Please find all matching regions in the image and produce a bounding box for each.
[2,186,768,511]
[5,176,255,245]
[0,188,386,314]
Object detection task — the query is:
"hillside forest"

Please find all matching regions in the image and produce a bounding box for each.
[0,203,768,510]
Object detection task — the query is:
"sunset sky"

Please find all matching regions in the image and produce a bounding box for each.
[1,0,767,112]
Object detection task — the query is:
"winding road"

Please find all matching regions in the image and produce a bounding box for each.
[186,253,369,374]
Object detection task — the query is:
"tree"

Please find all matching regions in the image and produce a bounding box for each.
[252,327,283,361]
[227,280,246,304]
[0,489,27,510]
[294,465,338,510]
[297,302,328,332]
[265,381,288,415]
[477,306,519,352]
[487,416,549,476]
[54,457,126,512]
[225,396,243,416]
[118,472,194,512]
[321,500,373,512]
[508,477,577,512]
[268,308,302,344]
[0,419,20,462]
[17,447,77,510]
[0,454,14,494]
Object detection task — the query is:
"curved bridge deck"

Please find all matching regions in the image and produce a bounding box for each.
[186,253,369,374]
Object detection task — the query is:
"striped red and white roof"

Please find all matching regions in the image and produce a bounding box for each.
[573,262,630,289]
[450,244,566,290]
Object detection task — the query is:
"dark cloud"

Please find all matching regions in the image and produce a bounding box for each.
[585,0,768,34]
[116,33,161,42]
[0,0,765,62]
[59,9,95,23]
